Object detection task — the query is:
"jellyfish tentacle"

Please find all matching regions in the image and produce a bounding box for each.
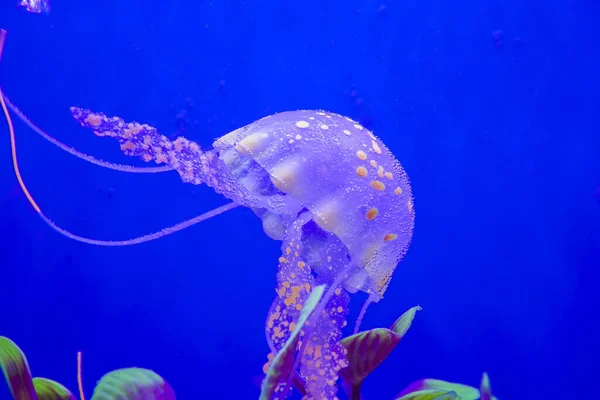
[2,30,236,248]
[40,202,239,246]
[77,351,85,400]
[0,29,6,61]
[1,93,41,214]
[354,295,375,334]
[1,31,157,174]
[299,288,350,398]
[1,72,238,246]
[263,211,317,399]
[285,264,351,396]
[265,211,315,352]
[1,29,41,214]
[3,95,172,173]
[70,107,218,186]
[2,94,237,246]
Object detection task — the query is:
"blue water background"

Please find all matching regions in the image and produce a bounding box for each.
[1,0,599,398]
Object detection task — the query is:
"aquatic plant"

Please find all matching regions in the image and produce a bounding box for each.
[0,336,175,400]
[260,306,498,400]
[1,304,498,400]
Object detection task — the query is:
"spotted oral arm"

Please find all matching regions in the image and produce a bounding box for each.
[70,107,213,186]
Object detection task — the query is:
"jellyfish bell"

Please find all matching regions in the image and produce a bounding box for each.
[213,110,414,286]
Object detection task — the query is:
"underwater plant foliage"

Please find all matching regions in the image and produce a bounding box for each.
[259,305,497,400]
[1,305,497,400]
[0,336,175,400]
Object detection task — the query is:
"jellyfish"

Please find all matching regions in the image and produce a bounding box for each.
[0,31,414,399]
[18,0,50,14]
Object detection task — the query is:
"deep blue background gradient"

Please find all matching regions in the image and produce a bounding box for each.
[1,0,599,398]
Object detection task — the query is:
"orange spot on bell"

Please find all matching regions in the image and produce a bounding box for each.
[366,207,379,221]
[371,180,385,191]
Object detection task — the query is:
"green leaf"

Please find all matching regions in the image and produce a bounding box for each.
[395,389,460,400]
[90,368,175,400]
[339,306,422,398]
[398,379,476,399]
[33,378,76,400]
[0,336,37,400]
[340,328,400,389]
[390,306,422,337]
[259,284,326,400]
[396,376,498,400]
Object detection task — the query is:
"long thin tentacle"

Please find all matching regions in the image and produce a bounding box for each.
[353,295,374,334]
[77,351,85,400]
[3,90,239,245]
[0,29,5,63]
[40,202,240,246]
[0,28,239,247]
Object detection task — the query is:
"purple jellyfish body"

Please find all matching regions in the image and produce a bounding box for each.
[69,108,415,398]
[18,105,415,399]
[18,0,50,13]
